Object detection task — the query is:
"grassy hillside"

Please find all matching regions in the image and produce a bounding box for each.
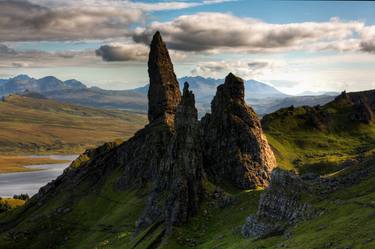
[1,91,375,249]
[0,162,374,249]
[262,97,375,174]
[0,94,147,154]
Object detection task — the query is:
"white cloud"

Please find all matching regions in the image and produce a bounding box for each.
[191,60,281,79]
[29,0,234,11]
[133,12,374,54]
[0,44,97,68]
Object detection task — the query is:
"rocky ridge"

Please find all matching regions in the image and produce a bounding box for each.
[202,73,276,189]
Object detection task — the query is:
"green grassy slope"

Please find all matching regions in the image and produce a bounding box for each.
[0,94,147,154]
[1,92,375,249]
[262,97,375,174]
[1,169,373,249]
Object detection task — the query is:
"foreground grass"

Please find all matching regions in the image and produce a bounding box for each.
[0,156,69,173]
[0,95,147,155]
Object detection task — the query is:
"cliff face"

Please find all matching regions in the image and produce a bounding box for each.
[202,73,277,189]
[136,82,204,231]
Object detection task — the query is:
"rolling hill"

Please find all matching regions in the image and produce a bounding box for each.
[262,90,375,173]
[0,94,147,154]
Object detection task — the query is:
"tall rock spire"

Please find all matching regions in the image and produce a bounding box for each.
[147,31,181,124]
[202,73,277,189]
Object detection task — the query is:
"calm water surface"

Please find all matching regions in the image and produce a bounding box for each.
[0,155,77,197]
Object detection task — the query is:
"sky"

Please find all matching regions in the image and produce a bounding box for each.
[0,0,375,95]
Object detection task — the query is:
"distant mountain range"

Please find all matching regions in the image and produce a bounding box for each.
[297,90,340,96]
[134,76,287,99]
[0,75,147,112]
[0,74,338,115]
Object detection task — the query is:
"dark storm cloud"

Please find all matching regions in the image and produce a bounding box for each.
[0,44,17,55]
[95,44,148,61]
[360,41,375,54]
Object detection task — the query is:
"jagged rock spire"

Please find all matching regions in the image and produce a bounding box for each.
[177,82,197,121]
[147,31,181,124]
[223,72,245,102]
[202,73,277,189]
[136,81,203,230]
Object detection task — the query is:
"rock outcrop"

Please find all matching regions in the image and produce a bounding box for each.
[242,169,316,239]
[202,73,276,189]
[147,31,181,124]
[0,32,276,247]
[136,82,204,230]
[335,90,375,124]
[351,99,374,124]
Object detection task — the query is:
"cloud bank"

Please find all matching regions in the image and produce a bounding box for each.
[0,0,143,41]
[133,12,375,54]
[191,60,277,79]
[0,44,96,68]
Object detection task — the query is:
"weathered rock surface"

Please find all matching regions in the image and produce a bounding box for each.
[242,169,315,239]
[316,156,375,194]
[147,31,181,124]
[136,82,204,231]
[202,73,277,189]
[242,157,375,240]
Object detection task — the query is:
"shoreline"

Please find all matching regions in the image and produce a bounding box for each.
[0,155,76,174]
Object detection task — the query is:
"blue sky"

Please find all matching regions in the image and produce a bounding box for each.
[0,0,375,94]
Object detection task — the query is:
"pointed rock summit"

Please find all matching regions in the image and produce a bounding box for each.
[202,73,277,189]
[148,31,181,124]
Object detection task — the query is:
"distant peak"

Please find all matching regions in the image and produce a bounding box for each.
[13,74,31,80]
[40,76,60,81]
